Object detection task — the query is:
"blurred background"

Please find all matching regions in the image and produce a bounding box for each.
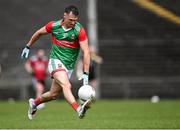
[0,0,180,100]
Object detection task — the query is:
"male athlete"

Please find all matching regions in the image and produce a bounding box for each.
[21,5,91,120]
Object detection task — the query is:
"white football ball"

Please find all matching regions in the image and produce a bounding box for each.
[78,85,96,102]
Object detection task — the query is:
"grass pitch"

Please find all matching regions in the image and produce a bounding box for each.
[0,99,180,129]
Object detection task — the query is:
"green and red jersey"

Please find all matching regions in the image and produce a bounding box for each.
[45,20,87,70]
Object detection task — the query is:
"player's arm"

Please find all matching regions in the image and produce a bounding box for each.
[79,39,90,74]
[21,21,53,59]
[78,27,91,85]
[79,39,90,85]
[26,26,48,47]
[78,27,90,74]
[21,27,48,59]
[25,60,33,74]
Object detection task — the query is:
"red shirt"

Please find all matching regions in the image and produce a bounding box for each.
[29,56,48,80]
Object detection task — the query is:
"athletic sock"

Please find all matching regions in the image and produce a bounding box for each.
[71,102,79,111]
[34,97,42,106]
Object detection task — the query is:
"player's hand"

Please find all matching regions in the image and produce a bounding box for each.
[21,46,30,59]
[79,72,89,85]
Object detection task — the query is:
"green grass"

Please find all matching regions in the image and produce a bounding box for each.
[0,99,180,129]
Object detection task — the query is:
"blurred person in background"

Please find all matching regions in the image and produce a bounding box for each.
[25,49,48,110]
[21,5,91,120]
[76,46,103,89]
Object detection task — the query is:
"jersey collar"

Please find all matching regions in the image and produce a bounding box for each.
[60,19,72,31]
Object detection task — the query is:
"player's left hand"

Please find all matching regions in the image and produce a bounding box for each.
[21,46,30,59]
[79,72,89,85]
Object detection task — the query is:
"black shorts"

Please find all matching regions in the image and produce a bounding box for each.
[32,78,45,86]
[89,63,96,81]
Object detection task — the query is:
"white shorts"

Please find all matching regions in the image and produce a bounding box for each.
[48,58,73,79]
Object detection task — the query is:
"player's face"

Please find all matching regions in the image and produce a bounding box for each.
[37,49,45,58]
[64,12,78,28]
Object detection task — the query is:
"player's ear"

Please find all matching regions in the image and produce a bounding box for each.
[64,13,67,18]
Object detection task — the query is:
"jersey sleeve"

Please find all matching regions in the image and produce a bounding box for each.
[45,21,54,33]
[78,27,87,42]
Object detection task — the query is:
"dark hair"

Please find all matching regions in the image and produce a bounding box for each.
[65,5,79,16]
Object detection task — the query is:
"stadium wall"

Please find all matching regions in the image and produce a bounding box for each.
[1,0,180,99]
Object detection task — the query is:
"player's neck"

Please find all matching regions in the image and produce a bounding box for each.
[61,19,72,30]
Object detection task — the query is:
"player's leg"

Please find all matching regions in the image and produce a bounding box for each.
[47,58,79,110]
[53,71,92,118]
[53,71,78,110]
[47,58,91,118]
[36,81,46,110]
[34,79,62,105]
[28,78,39,120]
[28,98,37,120]
[27,79,62,120]
[77,98,92,119]
[41,79,62,101]
[35,81,45,97]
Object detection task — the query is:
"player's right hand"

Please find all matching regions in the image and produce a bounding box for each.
[21,46,30,59]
